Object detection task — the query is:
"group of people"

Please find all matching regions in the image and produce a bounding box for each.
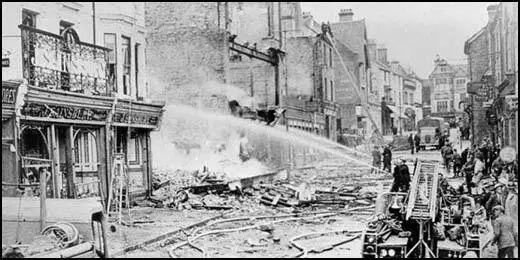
[371,144,393,175]
[408,132,421,154]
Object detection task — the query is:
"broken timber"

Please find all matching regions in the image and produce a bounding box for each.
[228,41,278,65]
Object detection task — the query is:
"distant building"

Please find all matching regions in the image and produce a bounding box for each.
[330,9,379,139]
[428,56,469,124]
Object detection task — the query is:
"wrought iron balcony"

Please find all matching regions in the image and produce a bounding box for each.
[19,24,112,96]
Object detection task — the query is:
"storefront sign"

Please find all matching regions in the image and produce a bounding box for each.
[21,103,108,121]
[468,82,491,102]
[2,58,9,67]
[113,112,159,126]
[2,87,17,104]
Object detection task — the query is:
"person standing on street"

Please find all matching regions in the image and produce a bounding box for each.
[442,142,454,175]
[472,152,486,195]
[452,149,463,177]
[414,132,421,154]
[486,183,506,218]
[383,144,392,174]
[461,147,469,166]
[371,145,382,175]
[399,159,411,192]
[408,133,415,154]
[488,205,518,258]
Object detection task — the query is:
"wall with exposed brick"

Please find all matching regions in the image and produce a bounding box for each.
[333,40,360,130]
[466,27,494,144]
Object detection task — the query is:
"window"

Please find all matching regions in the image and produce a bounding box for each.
[324,78,328,100]
[74,131,98,172]
[267,3,273,36]
[121,36,131,95]
[437,101,448,112]
[403,91,408,105]
[22,9,37,27]
[410,93,414,105]
[127,133,140,165]
[59,20,74,34]
[330,80,334,102]
[329,47,333,67]
[104,33,117,92]
[323,44,327,65]
[135,43,140,98]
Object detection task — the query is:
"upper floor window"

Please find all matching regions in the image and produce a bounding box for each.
[22,9,37,27]
[329,47,333,67]
[121,36,131,95]
[104,33,117,92]
[59,20,74,34]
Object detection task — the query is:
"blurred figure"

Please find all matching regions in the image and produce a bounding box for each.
[414,132,421,154]
[472,151,486,195]
[371,145,382,175]
[489,205,517,258]
[238,131,251,162]
[408,133,415,154]
[461,147,469,166]
[452,149,463,177]
[383,144,392,173]
[441,142,454,175]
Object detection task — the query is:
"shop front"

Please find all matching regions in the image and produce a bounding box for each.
[6,24,164,202]
[2,80,21,196]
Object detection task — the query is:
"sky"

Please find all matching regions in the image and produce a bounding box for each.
[300,2,498,78]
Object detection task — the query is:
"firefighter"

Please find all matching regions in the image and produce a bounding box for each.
[383,144,392,174]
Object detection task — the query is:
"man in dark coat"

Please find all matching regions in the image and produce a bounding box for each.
[461,147,469,166]
[441,143,454,175]
[414,133,421,153]
[398,159,411,192]
[390,159,410,192]
[486,184,506,219]
[383,145,392,173]
[408,133,415,154]
[452,149,463,177]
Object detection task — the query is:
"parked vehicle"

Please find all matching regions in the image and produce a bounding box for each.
[417,117,448,150]
[2,197,109,258]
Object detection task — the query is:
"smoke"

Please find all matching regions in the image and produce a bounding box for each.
[151,80,268,179]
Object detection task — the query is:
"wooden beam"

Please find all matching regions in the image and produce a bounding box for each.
[229,41,278,65]
[39,169,47,232]
[50,125,60,198]
[65,125,75,198]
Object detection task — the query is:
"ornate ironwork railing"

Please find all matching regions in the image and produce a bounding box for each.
[19,24,112,96]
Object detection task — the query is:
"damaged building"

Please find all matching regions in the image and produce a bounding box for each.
[1,2,164,200]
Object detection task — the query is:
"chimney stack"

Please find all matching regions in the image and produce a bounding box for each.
[377,45,388,64]
[338,8,354,22]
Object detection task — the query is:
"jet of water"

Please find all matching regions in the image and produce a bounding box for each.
[155,104,382,172]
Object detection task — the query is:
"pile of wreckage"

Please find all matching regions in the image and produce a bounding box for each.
[145,167,381,212]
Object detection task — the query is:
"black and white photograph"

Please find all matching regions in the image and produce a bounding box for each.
[1,2,518,258]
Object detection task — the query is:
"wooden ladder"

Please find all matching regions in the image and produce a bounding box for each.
[106,153,130,224]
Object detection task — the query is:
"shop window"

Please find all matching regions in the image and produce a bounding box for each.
[128,132,140,165]
[122,36,131,95]
[74,131,98,172]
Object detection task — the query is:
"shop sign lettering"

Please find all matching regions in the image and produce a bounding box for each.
[113,113,159,126]
[2,87,17,104]
[21,103,108,121]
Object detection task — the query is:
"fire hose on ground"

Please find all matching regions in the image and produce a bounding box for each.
[167,206,375,258]
[290,229,363,258]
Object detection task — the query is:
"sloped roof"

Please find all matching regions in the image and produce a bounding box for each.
[330,20,367,63]
[451,64,468,77]
[464,26,486,54]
